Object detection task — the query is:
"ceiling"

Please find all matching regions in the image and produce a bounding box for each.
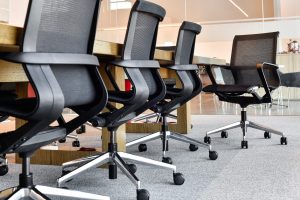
[99,0,276,28]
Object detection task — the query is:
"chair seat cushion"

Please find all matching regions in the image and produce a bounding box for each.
[203,84,254,94]
[15,127,66,153]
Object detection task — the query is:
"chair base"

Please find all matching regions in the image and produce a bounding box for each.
[58,130,184,200]
[0,185,109,200]
[126,115,217,162]
[58,151,180,186]
[205,109,286,148]
[0,154,109,200]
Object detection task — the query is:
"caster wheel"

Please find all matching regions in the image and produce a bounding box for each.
[191,124,193,129]
[189,144,198,151]
[138,144,147,152]
[76,125,86,134]
[280,137,287,145]
[221,131,228,138]
[0,165,8,176]
[241,141,248,149]
[204,136,211,144]
[209,151,218,160]
[137,189,150,200]
[127,163,137,174]
[162,157,173,164]
[173,172,185,185]
[72,140,80,147]
[59,138,66,143]
[264,131,271,139]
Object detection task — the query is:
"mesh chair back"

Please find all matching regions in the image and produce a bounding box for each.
[174,21,201,90]
[230,32,279,87]
[22,0,101,107]
[122,0,165,96]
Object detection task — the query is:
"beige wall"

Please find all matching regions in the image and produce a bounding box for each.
[9,0,28,27]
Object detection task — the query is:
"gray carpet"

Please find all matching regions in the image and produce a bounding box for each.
[1,115,299,200]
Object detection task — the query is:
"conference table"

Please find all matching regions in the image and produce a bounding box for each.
[0,23,226,165]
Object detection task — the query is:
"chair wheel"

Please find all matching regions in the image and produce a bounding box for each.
[138,144,147,152]
[173,172,185,185]
[191,124,193,129]
[76,125,86,134]
[127,163,137,174]
[0,165,8,176]
[209,151,218,160]
[59,138,66,143]
[241,140,248,149]
[280,137,287,145]
[162,157,172,164]
[137,189,150,200]
[264,131,271,139]
[204,136,211,144]
[72,140,80,147]
[189,144,198,151]
[221,131,228,138]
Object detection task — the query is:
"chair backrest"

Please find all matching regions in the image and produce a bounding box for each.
[161,21,202,114]
[174,21,201,93]
[230,32,279,86]
[122,0,165,96]
[22,0,103,107]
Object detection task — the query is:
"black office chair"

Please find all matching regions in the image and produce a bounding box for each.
[57,1,184,200]
[278,71,300,106]
[126,21,218,164]
[203,32,287,149]
[0,84,17,176]
[0,0,110,199]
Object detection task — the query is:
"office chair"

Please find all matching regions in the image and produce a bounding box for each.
[0,0,110,199]
[278,71,300,107]
[203,32,288,148]
[126,21,218,164]
[0,84,17,176]
[58,1,184,200]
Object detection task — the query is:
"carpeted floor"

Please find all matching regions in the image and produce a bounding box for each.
[0,115,299,200]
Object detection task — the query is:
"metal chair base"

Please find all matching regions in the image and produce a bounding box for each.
[126,131,212,158]
[206,108,285,143]
[58,151,177,189]
[0,185,109,200]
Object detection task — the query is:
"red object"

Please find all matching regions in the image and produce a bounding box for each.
[125,79,131,91]
[27,84,36,97]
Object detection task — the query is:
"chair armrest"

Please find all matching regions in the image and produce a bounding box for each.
[161,64,199,71]
[256,62,280,100]
[0,52,99,66]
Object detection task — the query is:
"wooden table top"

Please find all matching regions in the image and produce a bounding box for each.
[0,23,226,82]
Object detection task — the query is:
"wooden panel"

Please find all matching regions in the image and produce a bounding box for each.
[0,23,22,45]
[16,149,100,166]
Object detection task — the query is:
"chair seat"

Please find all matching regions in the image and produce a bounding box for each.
[165,88,183,98]
[203,84,255,94]
[108,90,134,104]
[15,127,66,153]
[0,97,37,119]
